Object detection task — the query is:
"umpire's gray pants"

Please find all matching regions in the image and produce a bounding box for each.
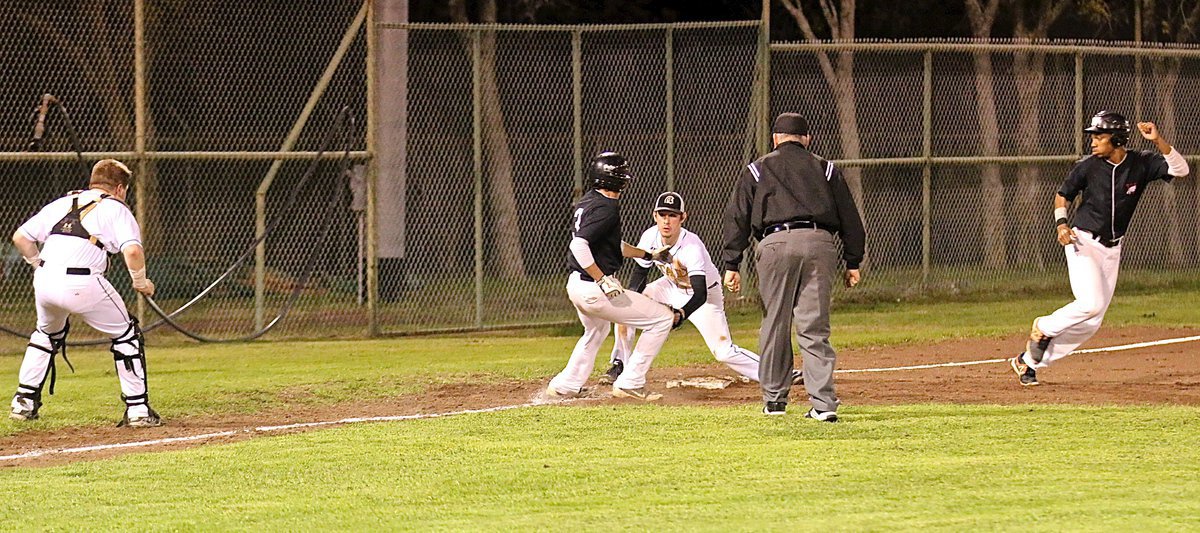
[755,228,840,411]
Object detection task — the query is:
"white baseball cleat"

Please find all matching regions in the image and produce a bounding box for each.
[612,386,662,402]
[9,397,40,421]
[544,386,587,400]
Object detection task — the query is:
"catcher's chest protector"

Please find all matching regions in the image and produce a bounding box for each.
[49,193,109,249]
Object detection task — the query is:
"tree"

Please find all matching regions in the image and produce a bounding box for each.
[777,0,865,209]
[1142,0,1200,266]
[1011,1,1073,270]
[450,0,527,280]
[963,0,1008,267]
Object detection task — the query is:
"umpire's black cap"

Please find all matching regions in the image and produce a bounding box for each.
[772,113,809,135]
[654,191,685,214]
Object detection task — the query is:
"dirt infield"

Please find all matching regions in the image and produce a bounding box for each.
[2,325,1197,468]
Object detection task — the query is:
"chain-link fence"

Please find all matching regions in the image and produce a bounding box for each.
[380,22,762,334]
[0,0,368,343]
[1,2,1198,340]
[770,41,1200,302]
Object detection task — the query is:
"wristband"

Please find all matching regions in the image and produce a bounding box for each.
[1054,207,1068,227]
[1055,218,1068,227]
[642,250,652,261]
[129,267,148,289]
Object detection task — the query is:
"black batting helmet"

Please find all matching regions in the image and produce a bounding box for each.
[1084,111,1131,147]
[588,151,632,192]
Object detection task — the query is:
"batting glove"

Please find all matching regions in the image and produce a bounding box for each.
[597,275,624,298]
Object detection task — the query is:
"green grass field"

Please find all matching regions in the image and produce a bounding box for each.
[0,287,1198,529]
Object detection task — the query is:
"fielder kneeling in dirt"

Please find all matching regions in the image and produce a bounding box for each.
[9,159,161,427]
[601,192,801,388]
[1012,112,1189,386]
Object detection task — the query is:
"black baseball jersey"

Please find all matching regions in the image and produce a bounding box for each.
[567,189,622,281]
[1059,150,1172,242]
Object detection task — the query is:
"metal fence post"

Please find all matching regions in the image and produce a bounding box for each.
[665,27,675,191]
[758,1,770,155]
[472,31,484,329]
[922,50,932,286]
[366,0,379,336]
[133,0,147,324]
[572,30,583,197]
[1075,53,1084,155]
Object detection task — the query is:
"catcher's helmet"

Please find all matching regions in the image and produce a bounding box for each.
[1083,111,1131,147]
[588,151,632,192]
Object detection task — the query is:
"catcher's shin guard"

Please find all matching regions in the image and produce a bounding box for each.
[110,318,153,418]
[12,320,74,409]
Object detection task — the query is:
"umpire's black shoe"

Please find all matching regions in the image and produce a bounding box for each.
[763,401,787,416]
[804,408,838,423]
[1010,354,1039,386]
[598,360,623,385]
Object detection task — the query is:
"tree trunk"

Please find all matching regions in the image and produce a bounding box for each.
[972,51,1007,267]
[832,51,865,207]
[1151,58,1185,266]
[452,0,527,280]
[1012,49,1047,270]
[477,29,527,280]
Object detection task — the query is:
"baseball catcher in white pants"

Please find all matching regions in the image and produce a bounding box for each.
[604,192,770,385]
[9,159,161,427]
[548,152,677,401]
[1012,112,1189,386]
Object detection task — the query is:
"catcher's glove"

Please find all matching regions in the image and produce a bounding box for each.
[649,245,673,263]
[660,258,691,289]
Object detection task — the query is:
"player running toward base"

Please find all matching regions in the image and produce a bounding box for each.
[600,192,801,386]
[547,152,677,402]
[9,159,161,426]
[1011,111,1189,386]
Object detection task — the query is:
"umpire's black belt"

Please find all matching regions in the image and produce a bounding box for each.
[760,220,836,239]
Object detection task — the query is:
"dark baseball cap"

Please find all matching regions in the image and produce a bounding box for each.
[772,113,809,135]
[654,191,685,214]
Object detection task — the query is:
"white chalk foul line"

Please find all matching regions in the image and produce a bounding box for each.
[837,334,1200,374]
[4,334,1197,463]
[1,399,592,463]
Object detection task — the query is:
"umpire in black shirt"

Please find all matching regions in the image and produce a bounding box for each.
[720,113,866,420]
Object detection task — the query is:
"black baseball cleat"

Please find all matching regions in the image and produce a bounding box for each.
[1010,355,1039,386]
[763,401,787,415]
[598,360,623,385]
[804,408,838,423]
[791,371,804,386]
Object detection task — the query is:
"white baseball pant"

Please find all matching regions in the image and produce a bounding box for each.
[549,272,674,393]
[610,277,761,381]
[12,269,151,418]
[1028,229,1121,369]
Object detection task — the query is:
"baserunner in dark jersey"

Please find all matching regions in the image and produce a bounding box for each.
[1011,111,1190,386]
[547,152,677,402]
